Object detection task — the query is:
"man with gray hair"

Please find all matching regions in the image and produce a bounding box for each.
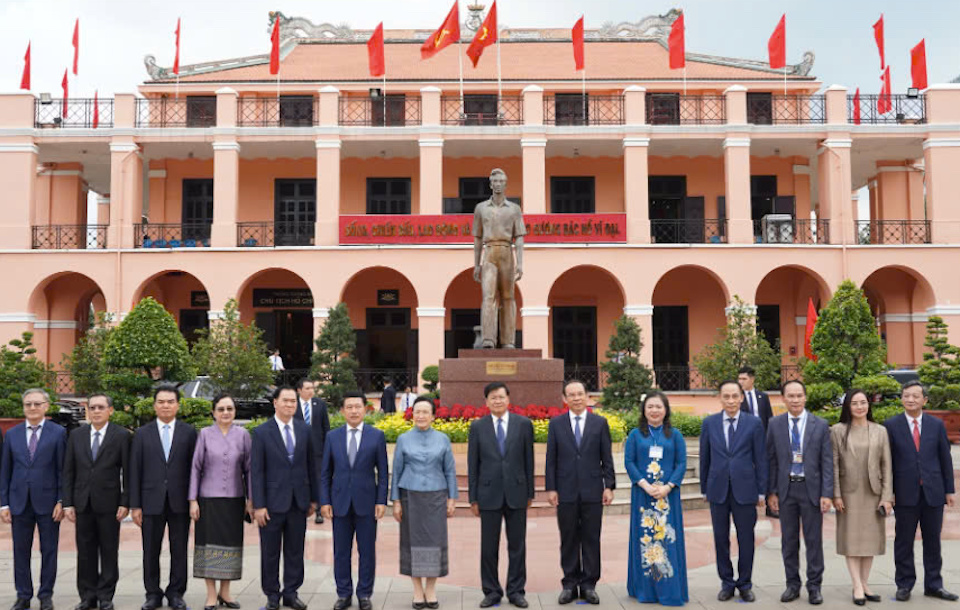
[0,388,67,610]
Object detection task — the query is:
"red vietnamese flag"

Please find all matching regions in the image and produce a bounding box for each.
[852,88,861,125]
[911,39,928,90]
[61,69,69,118]
[873,15,885,70]
[572,16,585,70]
[878,66,892,114]
[72,19,79,75]
[421,1,460,60]
[466,1,497,68]
[668,12,685,69]
[269,17,280,75]
[20,42,30,90]
[768,15,786,69]
[367,22,385,77]
[804,297,818,362]
[173,18,181,75]
[93,90,99,129]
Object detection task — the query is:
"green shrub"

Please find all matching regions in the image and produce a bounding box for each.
[0,333,58,417]
[671,413,704,438]
[600,316,653,411]
[112,396,212,430]
[421,365,439,395]
[806,381,844,411]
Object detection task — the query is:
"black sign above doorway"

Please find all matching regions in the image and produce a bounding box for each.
[252,288,313,308]
[377,289,400,306]
[190,291,210,308]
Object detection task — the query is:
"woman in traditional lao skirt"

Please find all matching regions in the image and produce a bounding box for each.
[625,391,689,606]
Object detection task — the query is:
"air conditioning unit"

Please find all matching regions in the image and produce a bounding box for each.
[762,214,794,244]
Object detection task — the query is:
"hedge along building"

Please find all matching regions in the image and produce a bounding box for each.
[0,9,956,395]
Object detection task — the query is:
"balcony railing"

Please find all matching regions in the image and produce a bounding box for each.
[856,220,931,245]
[849,94,926,124]
[237,97,318,127]
[543,94,624,125]
[135,223,211,248]
[136,97,217,128]
[32,225,108,249]
[237,222,315,247]
[441,95,523,126]
[339,96,422,126]
[752,218,830,244]
[747,94,826,125]
[645,94,725,125]
[35,98,113,128]
[650,219,727,244]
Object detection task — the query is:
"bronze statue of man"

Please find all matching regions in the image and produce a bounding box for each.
[472,168,525,349]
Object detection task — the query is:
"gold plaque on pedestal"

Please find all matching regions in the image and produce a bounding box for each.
[486,361,518,376]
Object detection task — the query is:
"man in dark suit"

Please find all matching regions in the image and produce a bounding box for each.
[320,391,388,610]
[545,380,615,605]
[738,366,773,430]
[62,393,132,610]
[295,378,331,524]
[130,385,198,610]
[885,381,958,602]
[468,381,535,609]
[700,380,767,604]
[380,379,396,414]
[766,380,833,605]
[252,385,320,610]
[0,388,67,610]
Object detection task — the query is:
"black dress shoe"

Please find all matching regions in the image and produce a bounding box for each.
[11,601,30,610]
[717,589,735,602]
[895,588,911,601]
[205,606,216,610]
[557,590,576,605]
[99,603,115,610]
[141,598,162,610]
[218,595,241,609]
[740,590,756,603]
[581,590,600,605]
[925,588,960,601]
[39,600,53,610]
[74,602,96,610]
[863,593,881,603]
[333,598,352,610]
[357,599,372,610]
[316,514,324,524]
[508,596,528,609]
[266,601,280,610]
[809,589,823,605]
[425,602,439,609]
[412,603,426,610]
[782,588,801,603]
[168,597,187,610]
[853,595,866,607]
[479,596,500,608]
[283,598,308,610]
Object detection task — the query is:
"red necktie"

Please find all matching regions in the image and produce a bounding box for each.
[913,419,921,451]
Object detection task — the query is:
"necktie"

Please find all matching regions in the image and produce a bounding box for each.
[91,430,101,461]
[913,419,921,451]
[791,417,803,476]
[574,415,582,448]
[348,428,358,467]
[285,424,295,462]
[303,400,311,426]
[726,417,736,449]
[28,426,39,461]
[161,424,171,461]
[496,418,506,456]
[747,392,755,415]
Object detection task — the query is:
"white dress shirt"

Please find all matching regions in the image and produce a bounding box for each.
[568,409,588,436]
[346,422,364,452]
[274,415,296,450]
[907,413,922,436]
[24,420,45,443]
[156,418,177,445]
[493,411,510,437]
[90,422,109,449]
[744,389,758,416]
[786,409,809,452]
[722,410,741,447]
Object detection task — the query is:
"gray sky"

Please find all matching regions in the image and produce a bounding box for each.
[1,0,958,97]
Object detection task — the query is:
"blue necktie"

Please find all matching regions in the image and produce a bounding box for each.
[161,424,171,461]
[285,424,295,462]
[726,417,736,449]
[747,392,755,415]
[496,418,506,456]
[348,428,359,467]
[574,415,582,448]
[303,400,311,426]
[791,417,803,476]
[91,430,101,461]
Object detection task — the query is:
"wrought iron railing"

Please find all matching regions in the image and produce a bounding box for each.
[856,220,931,244]
[35,98,113,128]
[237,97,318,127]
[748,94,826,125]
[135,223,211,248]
[441,95,523,126]
[848,94,926,124]
[355,369,418,394]
[32,225,107,249]
[652,366,712,391]
[650,219,727,244]
[136,97,216,128]
[563,366,609,393]
[753,218,830,244]
[237,221,315,247]
[645,94,725,125]
[339,96,422,126]
[543,95,624,125]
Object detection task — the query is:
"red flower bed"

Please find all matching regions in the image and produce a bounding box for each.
[404,400,580,421]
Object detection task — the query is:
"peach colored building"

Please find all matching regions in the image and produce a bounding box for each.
[1,10,957,396]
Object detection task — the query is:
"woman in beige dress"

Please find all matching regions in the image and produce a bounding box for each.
[831,389,894,606]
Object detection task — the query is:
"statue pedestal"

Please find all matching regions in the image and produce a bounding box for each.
[438,349,564,407]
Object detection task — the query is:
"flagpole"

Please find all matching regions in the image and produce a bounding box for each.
[581,68,586,123]
[496,25,502,118]
[383,74,387,124]
[683,66,687,96]
[176,75,180,100]
[458,37,465,116]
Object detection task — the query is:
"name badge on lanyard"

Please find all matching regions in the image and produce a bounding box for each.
[792,450,803,464]
[649,445,664,459]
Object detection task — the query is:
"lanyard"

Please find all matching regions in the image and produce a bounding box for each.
[649,426,663,448]
[788,411,807,451]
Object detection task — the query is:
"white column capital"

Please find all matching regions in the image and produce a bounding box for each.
[0,313,37,323]
[147,169,167,179]
[623,137,650,148]
[923,139,960,150]
[109,143,140,154]
[418,138,444,148]
[879,313,928,324]
[522,84,544,94]
[724,85,748,94]
[320,85,340,94]
[726,304,757,316]
[722,137,751,149]
[792,165,811,175]
[927,305,960,316]
[33,320,79,330]
[313,308,331,319]
[623,305,654,316]
[521,306,550,317]
[315,140,342,150]
[206,310,225,321]
[0,144,39,154]
[520,138,548,148]
[416,307,445,317]
[821,138,853,149]
[212,142,240,152]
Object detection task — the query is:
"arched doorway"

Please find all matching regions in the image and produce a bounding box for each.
[861,266,935,367]
[134,270,211,346]
[754,265,831,369]
[237,268,314,371]
[28,272,108,366]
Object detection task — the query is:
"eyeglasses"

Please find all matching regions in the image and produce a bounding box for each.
[23,401,48,408]
[214,406,235,413]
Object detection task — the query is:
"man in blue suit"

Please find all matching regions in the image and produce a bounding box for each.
[0,388,67,610]
[700,380,768,603]
[251,385,320,610]
[885,381,958,602]
[320,391,388,610]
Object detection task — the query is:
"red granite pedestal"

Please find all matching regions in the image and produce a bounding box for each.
[438,348,564,407]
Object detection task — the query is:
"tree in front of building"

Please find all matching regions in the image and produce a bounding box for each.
[64,311,114,397]
[191,299,273,399]
[102,297,196,409]
[918,315,960,410]
[420,365,439,398]
[802,280,897,409]
[311,302,359,409]
[600,315,653,411]
[693,295,782,391]
[0,332,58,417]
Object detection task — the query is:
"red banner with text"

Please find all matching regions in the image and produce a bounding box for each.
[339,214,627,245]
